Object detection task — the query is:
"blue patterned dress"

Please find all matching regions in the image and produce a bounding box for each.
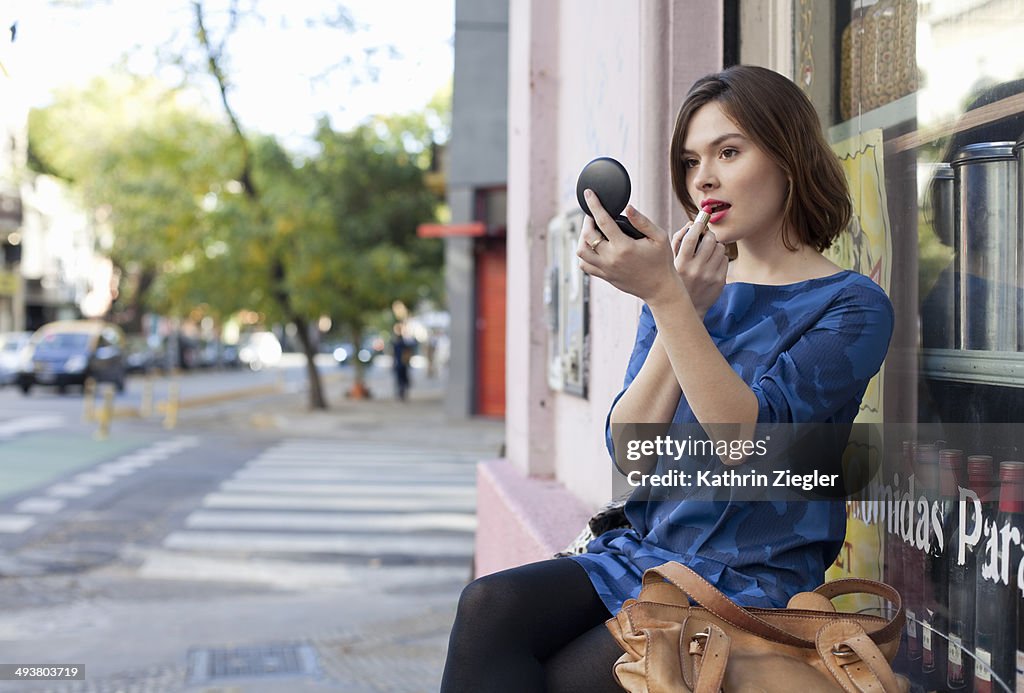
[570,269,894,613]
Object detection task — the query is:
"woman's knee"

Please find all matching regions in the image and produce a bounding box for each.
[454,572,519,626]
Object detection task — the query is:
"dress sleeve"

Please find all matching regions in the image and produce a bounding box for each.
[750,285,894,424]
[604,304,658,458]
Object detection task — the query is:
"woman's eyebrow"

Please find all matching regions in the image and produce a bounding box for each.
[682,133,747,155]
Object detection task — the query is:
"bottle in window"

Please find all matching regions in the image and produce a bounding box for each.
[973,460,1023,692]
[947,454,995,691]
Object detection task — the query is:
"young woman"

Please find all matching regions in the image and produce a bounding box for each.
[440,65,893,693]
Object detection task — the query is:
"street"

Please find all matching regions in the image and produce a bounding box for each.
[0,360,503,693]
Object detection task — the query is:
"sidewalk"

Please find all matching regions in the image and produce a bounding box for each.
[193,365,506,458]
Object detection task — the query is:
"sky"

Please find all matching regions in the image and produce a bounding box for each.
[1,0,454,148]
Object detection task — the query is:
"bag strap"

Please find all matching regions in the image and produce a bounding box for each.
[813,579,905,647]
[642,562,904,649]
[816,620,906,693]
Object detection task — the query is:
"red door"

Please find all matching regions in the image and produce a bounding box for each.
[474,241,506,417]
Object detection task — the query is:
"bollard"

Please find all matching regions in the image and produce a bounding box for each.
[82,377,97,422]
[94,384,114,440]
[140,374,154,418]
[163,381,180,430]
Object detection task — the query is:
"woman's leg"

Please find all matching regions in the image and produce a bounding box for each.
[544,621,625,693]
[440,557,614,693]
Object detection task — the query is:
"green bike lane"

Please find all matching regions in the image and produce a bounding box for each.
[0,431,157,502]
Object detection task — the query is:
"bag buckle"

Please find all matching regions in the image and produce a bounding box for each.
[689,627,712,655]
[831,643,857,659]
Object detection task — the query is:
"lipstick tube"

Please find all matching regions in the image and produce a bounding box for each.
[691,207,711,240]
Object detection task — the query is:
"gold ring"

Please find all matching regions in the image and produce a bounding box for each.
[587,237,605,251]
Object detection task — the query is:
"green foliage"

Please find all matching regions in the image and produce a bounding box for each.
[27,73,445,343]
[28,74,237,313]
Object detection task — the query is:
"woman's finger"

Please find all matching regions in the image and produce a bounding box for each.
[671,226,687,256]
[578,259,606,280]
[623,205,663,241]
[583,189,625,242]
[678,222,702,257]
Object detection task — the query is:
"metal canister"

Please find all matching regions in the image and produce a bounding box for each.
[925,164,956,348]
[951,142,1019,351]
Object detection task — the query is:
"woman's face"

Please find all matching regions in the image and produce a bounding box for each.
[681,101,790,245]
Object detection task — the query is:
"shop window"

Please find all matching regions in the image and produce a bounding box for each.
[792,4,1024,691]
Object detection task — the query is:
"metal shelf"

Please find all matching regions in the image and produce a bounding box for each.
[828,94,917,143]
[920,348,1024,387]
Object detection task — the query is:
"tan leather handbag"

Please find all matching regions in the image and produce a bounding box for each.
[605,562,908,693]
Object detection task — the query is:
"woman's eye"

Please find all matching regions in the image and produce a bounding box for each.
[721,148,739,159]
[684,159,699,169]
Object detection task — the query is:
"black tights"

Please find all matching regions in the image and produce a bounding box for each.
[440,558,624,692]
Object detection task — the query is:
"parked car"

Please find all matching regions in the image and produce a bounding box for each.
[125,335,164,374]
[18,320,126,395]
[0,331,32,387]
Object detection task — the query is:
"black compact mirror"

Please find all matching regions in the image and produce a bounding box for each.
[576,157,645,239]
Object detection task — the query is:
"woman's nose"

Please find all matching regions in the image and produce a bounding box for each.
[691,162,717,190]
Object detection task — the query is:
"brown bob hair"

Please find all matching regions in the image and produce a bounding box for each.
[669,65,851,252]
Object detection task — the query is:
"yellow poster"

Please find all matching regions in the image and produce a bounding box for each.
[827,128,892,423]
[824,129,892,598]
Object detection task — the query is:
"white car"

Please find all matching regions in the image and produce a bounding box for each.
[0,331,32,387]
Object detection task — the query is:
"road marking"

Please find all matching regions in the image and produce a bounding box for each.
[253,450,477,462]
[134,548,470,589]
[200,492,476,513]
[0,514,36,533]
[158,438,481,569]
[45,483,92,498]
[73,472,117,487]
[14,497,66,514]
[97,462,145,476]
[231,468,473,483]
[219,479,474,498]
[0,415,65,440]
[185,510,476,533]
[163,530,474,557]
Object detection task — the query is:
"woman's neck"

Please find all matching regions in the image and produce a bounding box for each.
[727,237,841,286]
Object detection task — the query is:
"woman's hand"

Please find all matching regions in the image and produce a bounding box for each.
[576,190,682,305]
[670,223,729,317]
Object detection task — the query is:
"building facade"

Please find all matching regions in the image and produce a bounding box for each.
[0,26,113,333]
[435,0,510,420]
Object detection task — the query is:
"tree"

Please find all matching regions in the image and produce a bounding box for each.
[27,74,238,332]
[297,118,444,395]
[28,0,448,409]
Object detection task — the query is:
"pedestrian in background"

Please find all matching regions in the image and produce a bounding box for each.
[390,322,412,401]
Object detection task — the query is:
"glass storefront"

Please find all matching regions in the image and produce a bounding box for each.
[793,1,1024,691]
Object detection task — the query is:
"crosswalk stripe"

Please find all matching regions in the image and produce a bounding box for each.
[73,472,117,487]
[219,480,474,497]
[163,438,480,563]
[200,492,476,513]
[14,497,66,514]
[46,483,92,498]
[231,468,473,483]
[185,510,476,533]
[163,531,474,557]
[248,458,475,473]
[0,415,65,440]
[250,446,475,458]
[0,514,36,533]
[254,443,478,457]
